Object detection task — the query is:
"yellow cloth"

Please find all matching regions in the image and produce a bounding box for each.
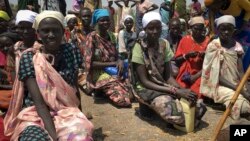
[220,0,250,21]
[0,10,10,21]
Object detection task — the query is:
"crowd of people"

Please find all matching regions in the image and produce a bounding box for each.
[0,0,250,140]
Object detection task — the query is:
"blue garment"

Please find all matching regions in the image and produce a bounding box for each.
[91,9,110,26]
[160,7,170,25]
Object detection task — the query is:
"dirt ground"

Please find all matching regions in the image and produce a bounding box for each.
[80,90,247,141]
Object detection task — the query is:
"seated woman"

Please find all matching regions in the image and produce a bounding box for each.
[84,9,131,107]
[4,11,93,141]
[205,0,250,71]
[131,12,206,127]
[200,15,250,120]
[175,16,210,100]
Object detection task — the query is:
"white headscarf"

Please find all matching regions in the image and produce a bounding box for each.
[215,15,236,27]
[65,14,77,24]
[142,12,162,28]
[33,11,65,30]
[15,10,38,25]
[188,16,205,26]
[123,15,133,23]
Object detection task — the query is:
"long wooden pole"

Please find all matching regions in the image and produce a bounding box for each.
[212,65,250,141]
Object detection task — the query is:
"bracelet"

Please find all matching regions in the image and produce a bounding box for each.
[170,86,178,95]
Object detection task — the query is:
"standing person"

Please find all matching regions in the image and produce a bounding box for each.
[117,15,137,79]
[174,0,187,18]
[190,0,202,17]
[84,0,101,12]
[4,10,94,141]
[118,15,136,60]
[135,0,158,35]
[64,14,78,43]
[175,16,209,100]
[115,0,137,27]
[131,11,206,127]
[0,10,10,34]
[77,7,93,55]
[200,15,250,120]
[205,0,250,71]
[0,0,13,18]
[160,0,174,25]
[105,0,116,32]
[84,9,131,107]
[41,0,67,16]
[18,0,39,13]
[166,18,183,77]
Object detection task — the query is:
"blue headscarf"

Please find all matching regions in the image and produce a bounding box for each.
[92,9,110,26]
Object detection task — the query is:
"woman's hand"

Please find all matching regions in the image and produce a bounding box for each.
[190,71,202,84]
[186,51,199,59]
[176,89,197,107]
[116,60,124,76]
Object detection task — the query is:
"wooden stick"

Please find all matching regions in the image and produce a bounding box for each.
[212,65,250,141]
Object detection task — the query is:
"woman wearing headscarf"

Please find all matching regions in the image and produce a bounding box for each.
[64,14,78,43]
[118,15,136,61]
[15,10,39,71]
[84,9,131,107]
[0,10,10,34]
[4,11,94,141]
[200,15,250,120]
[205,0,250,71]
[131,12,206,127]
[175,16,210,101]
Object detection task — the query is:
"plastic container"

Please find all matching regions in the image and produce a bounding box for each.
[173,98,195,133]
[104,59,128,78]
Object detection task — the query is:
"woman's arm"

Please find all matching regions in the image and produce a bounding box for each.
[135,63,178,95]
[146,4,158,13]
[164,62,181,88]
[25,78,57,141]
[130,0,137,7]
[92,61,117,69]
[160,2,170,11]
[115,0,123,8]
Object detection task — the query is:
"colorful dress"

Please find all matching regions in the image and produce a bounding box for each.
[4,43,93,140]
[200,38,250,120]
[84,31,131,107]
[175,35,210,98]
